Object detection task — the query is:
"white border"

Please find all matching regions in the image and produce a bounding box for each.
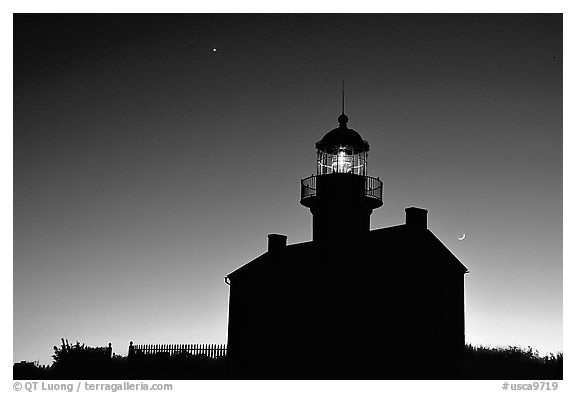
[5,3,572,393]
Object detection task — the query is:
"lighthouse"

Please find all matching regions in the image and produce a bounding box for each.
[225,106,468,379]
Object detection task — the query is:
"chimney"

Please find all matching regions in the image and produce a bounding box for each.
[268,234,287,252]
[405,207,428,229]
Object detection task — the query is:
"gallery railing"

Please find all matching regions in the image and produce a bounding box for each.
[300,174,383,204]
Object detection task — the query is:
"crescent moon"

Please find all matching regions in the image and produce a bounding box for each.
[458,233,466,241]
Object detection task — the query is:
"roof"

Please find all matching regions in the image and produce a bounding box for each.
[315,114,369,152]
[316,126,369,152]
[369,225,469,274]
[226,224,468,282]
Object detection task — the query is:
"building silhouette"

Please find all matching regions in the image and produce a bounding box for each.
[225,112,468,379]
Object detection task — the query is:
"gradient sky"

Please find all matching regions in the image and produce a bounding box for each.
[14,14,562,365]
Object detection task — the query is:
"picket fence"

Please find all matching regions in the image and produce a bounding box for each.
[132,343,227,359]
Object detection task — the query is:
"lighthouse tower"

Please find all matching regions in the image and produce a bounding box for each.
[300,112,383,242]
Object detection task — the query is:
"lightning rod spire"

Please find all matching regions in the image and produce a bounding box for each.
[338,81,349,127]
[341,80,345,115]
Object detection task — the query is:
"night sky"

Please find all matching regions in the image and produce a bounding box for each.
[14,14,562,365]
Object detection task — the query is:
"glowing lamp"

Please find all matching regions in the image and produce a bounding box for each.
[332,149,353,173]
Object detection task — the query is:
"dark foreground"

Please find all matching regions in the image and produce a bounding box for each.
[14,344,562,380]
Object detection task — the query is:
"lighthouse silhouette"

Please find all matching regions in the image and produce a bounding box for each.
[225,107,468,379]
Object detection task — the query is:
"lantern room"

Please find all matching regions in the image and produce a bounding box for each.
[315,113,369,175]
